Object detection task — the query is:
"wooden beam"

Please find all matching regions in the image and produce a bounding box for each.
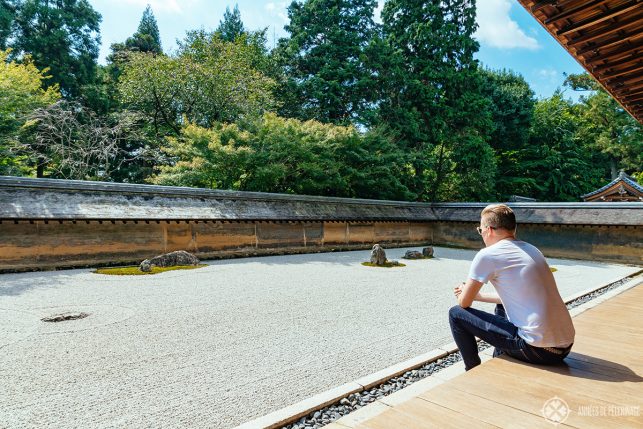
[557,2,642,37]
[574,32,642,56]
[592,53,641,72]
[605,72,643,87]
[544,0,609,24]
[586,39,643,65]
[567,13,643,47]
[622,93,643,103]
[613,81,643,96]
[530,0,557,13]
[597,61,643,79]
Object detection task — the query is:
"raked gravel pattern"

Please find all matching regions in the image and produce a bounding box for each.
[282,274,643,429]
[0,247,639,429]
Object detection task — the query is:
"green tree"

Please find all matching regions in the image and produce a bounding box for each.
[9,0,101,98]
[0,48,59,174]
[106,5,162,85]
[564,73,643,180]
[479,68,536,199]
[151,113,413,199]
[216,4,245,42]
[18,101,149,179]
[119,32,275,136]
[128,4,162,54]
[0,0,16,50]
[275,0,379,125]
[378,0,495,201]
[524,93,598,201]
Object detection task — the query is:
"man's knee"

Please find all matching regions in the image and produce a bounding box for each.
[449,304,465,321]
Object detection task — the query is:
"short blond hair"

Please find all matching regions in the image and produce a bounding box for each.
[481,204,516,231]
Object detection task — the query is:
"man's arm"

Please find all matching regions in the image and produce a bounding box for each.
[475,291,503,304]
[456,279,483,308]
[454,279,502,307]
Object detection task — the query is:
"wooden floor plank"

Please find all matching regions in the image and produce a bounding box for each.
[570,335,643,370]
[394,397,498,428]
[573,318,643,337]
[353,285,643,429]
[419,383,574,429]
[445,360,642,428]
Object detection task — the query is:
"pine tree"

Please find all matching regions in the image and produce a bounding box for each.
[106,4,162,92]
[275,0,379,125]
[9,0,101,98]
[126,5,162,54]
[216,4,245,42]
[377,0,495,201]
[0,0,16,50]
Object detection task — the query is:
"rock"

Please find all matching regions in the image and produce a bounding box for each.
[140,250,200,272]
[388,260,402,266]
[403,250,424,259]
[370,244,387,266]
[422,246,434,258]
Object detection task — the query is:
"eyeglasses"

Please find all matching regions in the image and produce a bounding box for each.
[477,225,493,235]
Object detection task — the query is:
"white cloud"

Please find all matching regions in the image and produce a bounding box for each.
[537,68,558,82]
[109,0,198,14]
[475,0,540,50]
[265,1,289,23]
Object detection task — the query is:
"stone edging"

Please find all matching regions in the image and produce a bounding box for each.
[232,271,643,429]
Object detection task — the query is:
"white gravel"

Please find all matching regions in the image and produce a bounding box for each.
[0,246,639,429]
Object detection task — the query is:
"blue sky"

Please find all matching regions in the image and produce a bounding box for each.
[89,0,585,100]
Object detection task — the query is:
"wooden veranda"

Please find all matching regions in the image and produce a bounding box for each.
[326,283,643,428]
[517,0,643,124]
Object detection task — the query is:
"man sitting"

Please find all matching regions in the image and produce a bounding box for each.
[449,204,575,371]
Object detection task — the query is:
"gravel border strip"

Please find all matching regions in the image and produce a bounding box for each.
[277,271,643,429]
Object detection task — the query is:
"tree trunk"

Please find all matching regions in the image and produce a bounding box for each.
[610,157,617,179]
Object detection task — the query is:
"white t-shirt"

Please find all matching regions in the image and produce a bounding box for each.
[468,239,575,348]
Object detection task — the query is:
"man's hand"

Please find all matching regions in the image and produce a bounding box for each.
[453,283,464,298]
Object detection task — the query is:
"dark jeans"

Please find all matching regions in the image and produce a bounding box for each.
[448,304,571,371]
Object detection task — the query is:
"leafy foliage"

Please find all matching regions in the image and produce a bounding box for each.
[0,48,59,174]
[9,0,101,98]
[0,1,639,203]
[119,32,275,135]
[565,73,643,180]
[523,93,599,201]
[216,4,245,42]
[479,68,536,199]
[377,0,495,201]
[275,0,379,125]
[151,113,413,200]
[0,0,15,50]
[18,101,149,179]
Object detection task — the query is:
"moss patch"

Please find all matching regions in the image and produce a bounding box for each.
[361,262,406,268]
[94,264,207,276]
[550,267,558,273]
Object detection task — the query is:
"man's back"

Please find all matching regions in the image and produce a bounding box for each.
[469,239,575,348]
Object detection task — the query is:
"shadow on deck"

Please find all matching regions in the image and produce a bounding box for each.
[327,284,643,428]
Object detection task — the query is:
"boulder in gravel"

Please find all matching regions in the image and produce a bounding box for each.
[403,250,424,259]
[370,244,387,266]
[422,247,434,258]
[140,250,200,272]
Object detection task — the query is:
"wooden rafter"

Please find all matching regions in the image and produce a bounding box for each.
[567,13,643,47]
[574,31,643,56]
[557,2,641,37]
[518,0,643,124]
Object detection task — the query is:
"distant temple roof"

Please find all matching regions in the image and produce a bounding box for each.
[581,171,643,202]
